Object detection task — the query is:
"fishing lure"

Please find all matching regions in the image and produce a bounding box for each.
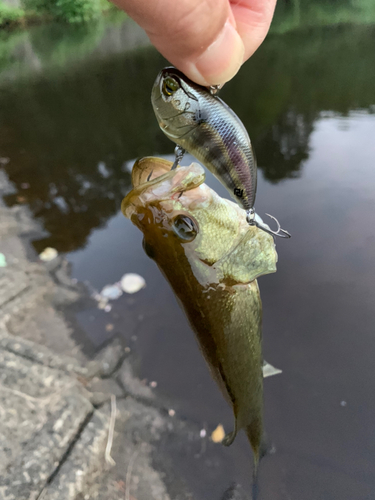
[151,67,290,238]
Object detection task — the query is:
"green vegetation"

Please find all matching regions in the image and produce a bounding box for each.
[0,9,129,80]
[0,0,116,26]
[24,0,102,23]
[0,1,24,27]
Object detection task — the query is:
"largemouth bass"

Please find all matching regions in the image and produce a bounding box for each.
[122,157,278,466]
[151,67,291,239]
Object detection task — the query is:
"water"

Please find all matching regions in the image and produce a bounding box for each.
[1,5,375,499]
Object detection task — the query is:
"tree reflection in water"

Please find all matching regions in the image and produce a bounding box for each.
[0,20,374,253]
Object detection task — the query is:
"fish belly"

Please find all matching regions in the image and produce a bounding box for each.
[189,280,264,459]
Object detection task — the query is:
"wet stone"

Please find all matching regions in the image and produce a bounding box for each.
[0,348,93,499]
[39,409,110,500]
[87,376,124,406]
[95,337,126,378]
[117,357,155,401]
[0,328,89,376]
[80,397,194,500]
[0,268,30,308]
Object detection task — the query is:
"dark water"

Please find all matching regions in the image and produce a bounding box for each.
[1,6,375,499]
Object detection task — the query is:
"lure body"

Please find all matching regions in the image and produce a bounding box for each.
[151,67,257,212]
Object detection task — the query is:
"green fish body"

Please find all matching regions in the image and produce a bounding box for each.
[122,157,277,465]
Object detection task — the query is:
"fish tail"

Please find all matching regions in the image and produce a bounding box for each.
[250,442,264,500]
[246,427,268,500]
[252,465,260,500]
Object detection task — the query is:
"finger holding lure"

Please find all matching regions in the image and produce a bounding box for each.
[151,67,291,239]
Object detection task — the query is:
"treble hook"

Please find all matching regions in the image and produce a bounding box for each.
[171,145,186,170]
[246,209,291,239]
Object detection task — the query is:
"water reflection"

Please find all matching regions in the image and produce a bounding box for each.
[256,111,313,182]
[0,19,374,255]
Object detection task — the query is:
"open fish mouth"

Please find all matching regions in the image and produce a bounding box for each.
[122,157,207,219]
[130,156,172,187]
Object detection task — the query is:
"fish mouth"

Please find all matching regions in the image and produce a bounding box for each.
[121,157,206,219]
[130,156,172,188]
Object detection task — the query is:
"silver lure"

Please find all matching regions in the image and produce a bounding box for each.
[151,67,290,239]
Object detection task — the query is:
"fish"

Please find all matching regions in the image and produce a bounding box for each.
[151,67,257,213]
[151,67,291,239]
[122,156,278,468]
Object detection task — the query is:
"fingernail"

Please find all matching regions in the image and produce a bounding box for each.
[188,21,244,86]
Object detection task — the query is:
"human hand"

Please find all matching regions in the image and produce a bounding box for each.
[112,0,277,86]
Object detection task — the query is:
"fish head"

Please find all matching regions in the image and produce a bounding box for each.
[151,67,202,141]
[122,157,277,285]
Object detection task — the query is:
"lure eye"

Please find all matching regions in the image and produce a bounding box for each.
[172,214,198,242]
[162,76,179,96]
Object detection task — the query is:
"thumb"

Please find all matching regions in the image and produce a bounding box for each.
[112,0,244,86]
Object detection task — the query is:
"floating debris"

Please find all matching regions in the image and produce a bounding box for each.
[340,401,347,407]
[0,157,9,166]
[200,429,207,438]
[100,284,123,300]
[150,381,157,388]
[0,253,7,267]
[91,272,145,310]
[263,361,282,378]
[168,409,175,417]
[105,324,114,332]
[39,247,58,262]
[121,273,146,294]
[21,183,30,189]
[211,424,225,443]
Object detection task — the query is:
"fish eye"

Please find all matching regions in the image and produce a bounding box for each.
[172,214,198,242]
[162,77,180,96]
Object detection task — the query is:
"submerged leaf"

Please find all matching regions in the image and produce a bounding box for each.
[39,247,58,261]
[211,424,225,443]
[121,273,146,294]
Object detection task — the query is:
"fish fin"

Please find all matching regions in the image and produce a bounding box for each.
[252,467,260,500]
[222,417,237,446]
[246,426,268,467]
[247,430,269,500]
[251,433,268,500]
[222,429,237,447]
[262,360,282,378]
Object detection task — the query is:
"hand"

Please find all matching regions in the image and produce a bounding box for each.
[112,0,277,86]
